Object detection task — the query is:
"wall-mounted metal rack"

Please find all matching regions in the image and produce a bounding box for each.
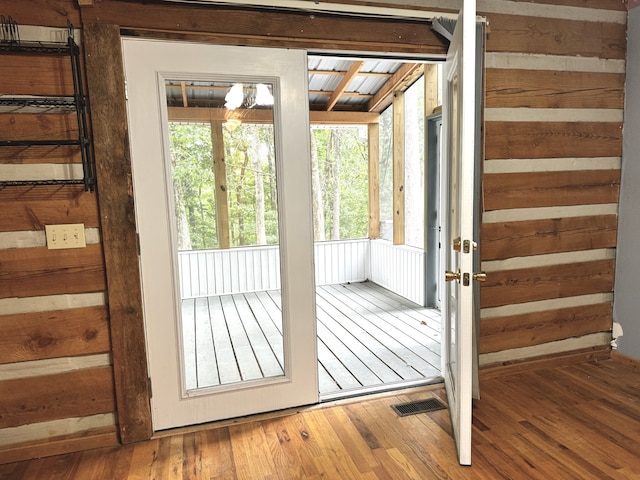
[0,19,95,191]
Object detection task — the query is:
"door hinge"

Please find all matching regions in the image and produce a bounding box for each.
[147,377,152,398]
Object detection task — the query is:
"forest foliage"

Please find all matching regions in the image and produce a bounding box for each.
[169,122,369,251]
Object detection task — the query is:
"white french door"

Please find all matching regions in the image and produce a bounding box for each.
[441,0,480,467]
[122,39,318,430]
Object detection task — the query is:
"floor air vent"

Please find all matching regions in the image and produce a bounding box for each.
[391,398,446,417]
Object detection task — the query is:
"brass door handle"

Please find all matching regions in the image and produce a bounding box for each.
[445,270,460,282]
[473,272,487,282]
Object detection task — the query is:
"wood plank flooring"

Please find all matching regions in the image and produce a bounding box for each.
[2,358,639,479]
[182,282,441,397]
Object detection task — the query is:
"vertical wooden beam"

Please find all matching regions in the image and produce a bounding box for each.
[424,63,439,256]
[424,63,439,115]
[83,23,152,444]
[211,120,230,249]
[368,122,380,239]
[180,81,188,107]
[393,91,405,245]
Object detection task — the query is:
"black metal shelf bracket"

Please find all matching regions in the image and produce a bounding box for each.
[0,19,96,191]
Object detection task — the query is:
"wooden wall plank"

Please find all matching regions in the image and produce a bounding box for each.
[481,215,618,261]
[486,69,624,109]
[484,13,626,59]
[483,170,620,210]
[0,244,106,299]
[0,56,74,96]
[81,1,448,55]
[480,302,612,353]
[507,0,626,10]
[0,113,78,143]
[485,121,622,159]
[0,185,99,232]
[0,146,80,165]
[0,428,118,465]
[82,22,152,444]
[0,0,80,27]
[0,367,115,429]
[480,259,615,309]
[0,306,110,364]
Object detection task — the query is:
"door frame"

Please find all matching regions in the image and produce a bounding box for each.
[83,2,479,444]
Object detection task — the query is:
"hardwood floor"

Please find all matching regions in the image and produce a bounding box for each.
[182,281,441,397]
[2,358,639,479]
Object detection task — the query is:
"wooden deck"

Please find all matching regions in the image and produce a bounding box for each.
[181,281,441,397]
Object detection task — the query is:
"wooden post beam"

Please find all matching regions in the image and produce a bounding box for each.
[424,63,439,116]
[211,120,230,249]
[82,23,152,444]
[368,123,380,239]
[180,81,188,107]
[392,91,405,245]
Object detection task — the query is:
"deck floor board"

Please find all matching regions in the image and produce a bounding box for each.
[182,281,441,396]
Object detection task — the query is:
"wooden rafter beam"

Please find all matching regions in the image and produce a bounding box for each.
[167,107,379,125]
[325,60,364,112]
[367,63,424,113]
[310,70,391,78]
[310,90,373,99]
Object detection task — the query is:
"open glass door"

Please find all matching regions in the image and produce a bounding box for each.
[123,39,318,430]
[441,0,479,466]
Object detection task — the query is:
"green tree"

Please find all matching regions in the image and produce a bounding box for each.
[169,123,217,250]
[311,126,368,240]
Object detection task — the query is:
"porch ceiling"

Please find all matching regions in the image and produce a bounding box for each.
[165,55,425,118]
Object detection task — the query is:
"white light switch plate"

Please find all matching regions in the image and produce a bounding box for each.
[45,224,86,249]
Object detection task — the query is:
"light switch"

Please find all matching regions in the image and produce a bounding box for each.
[45,224,86,249]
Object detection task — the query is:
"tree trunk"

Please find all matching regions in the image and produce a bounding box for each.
[173,180,192,251]
[254,128,266,245]
[310,131,325,241]
[237,146,250,246]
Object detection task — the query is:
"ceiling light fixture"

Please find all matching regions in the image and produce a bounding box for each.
[224,83,244,110]
[255,83,274,106]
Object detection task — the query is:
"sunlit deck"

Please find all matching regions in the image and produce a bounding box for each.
[182,281,441,398]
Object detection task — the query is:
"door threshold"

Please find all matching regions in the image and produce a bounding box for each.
[319,376,444,403]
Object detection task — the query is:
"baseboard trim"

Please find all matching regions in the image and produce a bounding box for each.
[0,427,119,465]
[479,346,611,380]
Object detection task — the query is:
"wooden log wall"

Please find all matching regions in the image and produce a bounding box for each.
[478,0,625,365]
[0,0,628,464]
[0,2,119,464]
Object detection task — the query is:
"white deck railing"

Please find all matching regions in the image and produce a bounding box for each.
[178,238,425,305]
[369,239,425,306]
